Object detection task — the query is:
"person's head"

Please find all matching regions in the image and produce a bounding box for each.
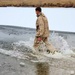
[35,7,42,15]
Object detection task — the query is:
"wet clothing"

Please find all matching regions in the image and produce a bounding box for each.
[33,12,56,53]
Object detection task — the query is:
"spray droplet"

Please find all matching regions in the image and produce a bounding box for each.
[20,62,25,67]
[70,70,74,75]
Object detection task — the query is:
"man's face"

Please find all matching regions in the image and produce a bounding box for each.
[35,11,40,15]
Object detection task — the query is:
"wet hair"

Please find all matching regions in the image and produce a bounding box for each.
[35,7,42,12]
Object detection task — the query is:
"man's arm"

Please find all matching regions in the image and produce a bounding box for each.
[36,17,44,37]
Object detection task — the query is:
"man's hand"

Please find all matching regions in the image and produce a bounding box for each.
[37,37,42,41]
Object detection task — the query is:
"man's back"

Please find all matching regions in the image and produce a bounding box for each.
[36,13,49,37]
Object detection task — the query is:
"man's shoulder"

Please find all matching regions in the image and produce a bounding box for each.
[37,16,43,20]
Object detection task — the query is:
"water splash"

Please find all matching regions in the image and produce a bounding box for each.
[13,32,74,55]
[50,32,74,55]
[0,48,26,59]
[0,33,74,60]
[12,38,34,53]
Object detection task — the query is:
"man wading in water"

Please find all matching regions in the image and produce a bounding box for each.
[33,7,56,54]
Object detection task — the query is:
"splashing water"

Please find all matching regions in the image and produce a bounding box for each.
[50,32,74,55]
[12,37,34,52]
[0,32,74,60]
[12,32,75,58]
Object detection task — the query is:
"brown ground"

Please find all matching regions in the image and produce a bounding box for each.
[0,0,75,7]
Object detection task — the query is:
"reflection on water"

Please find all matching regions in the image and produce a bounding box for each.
[36,62,49,75]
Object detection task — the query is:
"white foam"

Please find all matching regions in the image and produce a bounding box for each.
[20,62,25,67]
[0,48,26,59]
[13,37,34,50]
[12,39,34,53]
[40,52,65,59]
[50,33,75,55]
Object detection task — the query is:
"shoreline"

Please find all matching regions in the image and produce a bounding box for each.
[0,0,75,7]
